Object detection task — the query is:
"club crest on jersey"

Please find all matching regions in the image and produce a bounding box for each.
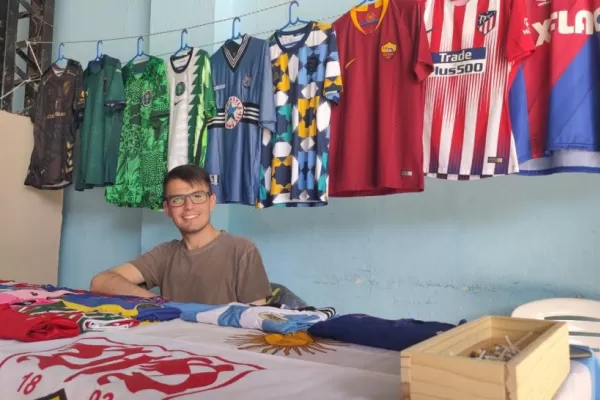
[477,10,497,35]
[380,42,397,60]
[141,90,153,107]
[224,96,244,129]
[175,82,186,96]
[243,72,252,88]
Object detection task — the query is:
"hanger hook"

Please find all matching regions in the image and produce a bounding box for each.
[136,36,144,56]
[58,42,64,59]
[180,29,188,49]
[232,17,241,39]
[96,40,103,58]
[288,1,299,24]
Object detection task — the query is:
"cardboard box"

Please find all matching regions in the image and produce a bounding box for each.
[400,316,570,400]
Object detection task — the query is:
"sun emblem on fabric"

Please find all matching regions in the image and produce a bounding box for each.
[258,312,289,323]
[224,96,244,129]
[226,331,343,356]
[381,42,397,60]
[175,82,186,96]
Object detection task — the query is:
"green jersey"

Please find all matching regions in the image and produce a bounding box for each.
[75,55,126,191]
[105,56,170,210]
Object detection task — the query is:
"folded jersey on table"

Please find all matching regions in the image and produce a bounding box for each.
[168,301,335,334]
[0,288,73,301]
[17,301,140,332]
[0,294,58,306]
[308,314,459,351]
[0,304,80,342]
[60,293,180,322]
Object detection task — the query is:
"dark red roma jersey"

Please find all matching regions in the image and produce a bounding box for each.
[330,0,433,197]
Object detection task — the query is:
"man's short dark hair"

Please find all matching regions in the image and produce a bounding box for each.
[163,164,212,198]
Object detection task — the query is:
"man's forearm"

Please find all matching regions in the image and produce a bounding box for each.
[90,272,157,298]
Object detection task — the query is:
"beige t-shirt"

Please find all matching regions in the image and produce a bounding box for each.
[130,232,271,304]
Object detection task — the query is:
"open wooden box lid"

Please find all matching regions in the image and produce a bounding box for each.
[400,316,570,400]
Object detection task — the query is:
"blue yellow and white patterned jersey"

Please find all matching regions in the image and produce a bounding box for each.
[259,21,343,208]
[205,35,276,206]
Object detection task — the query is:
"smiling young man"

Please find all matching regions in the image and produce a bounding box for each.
[90,165,272,305]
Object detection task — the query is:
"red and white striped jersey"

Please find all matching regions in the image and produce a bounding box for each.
[422,0,535,180]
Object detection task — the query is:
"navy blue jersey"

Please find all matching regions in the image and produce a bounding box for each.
[205,35,276,205]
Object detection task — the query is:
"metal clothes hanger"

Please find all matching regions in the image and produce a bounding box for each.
[278,1,309,32]
[128,36,150,64]
[173,29,192,57]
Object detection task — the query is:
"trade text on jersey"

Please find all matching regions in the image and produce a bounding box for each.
[431,48,487,77]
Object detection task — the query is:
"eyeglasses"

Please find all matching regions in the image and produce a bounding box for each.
[165,191,212,207]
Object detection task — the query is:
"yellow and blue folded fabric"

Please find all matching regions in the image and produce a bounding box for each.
[60,293,180,322]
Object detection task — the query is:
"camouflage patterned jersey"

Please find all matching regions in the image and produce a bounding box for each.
[105,56,170,210]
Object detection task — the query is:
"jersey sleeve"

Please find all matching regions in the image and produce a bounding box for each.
[259,42,276,133]
[323,29,343,104]
[73,63,86,126]
[150,60,170,125]
[413,3,434,82]
[506,0,536,63]
[201,51,217,121]
[105,62,126,110]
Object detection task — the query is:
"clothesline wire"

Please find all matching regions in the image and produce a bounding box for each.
[26,1,294,45]
[13,7,342,93]
[154,12,343,58]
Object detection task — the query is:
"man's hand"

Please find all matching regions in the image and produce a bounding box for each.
[90,263,157,298]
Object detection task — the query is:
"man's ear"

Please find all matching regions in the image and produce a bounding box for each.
[209,192,217,212]
[163,201,171,217]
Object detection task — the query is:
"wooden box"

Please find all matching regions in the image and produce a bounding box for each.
[400,316,570,400]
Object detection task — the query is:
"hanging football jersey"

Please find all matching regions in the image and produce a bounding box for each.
[330,0,432,197]
[258,22,342,208]
[422,0,535,180]
[24,60,86,190]
[75,55,126,191]
[167,48,217,170]
[510,0,600,175]
[205,35,276,206]
[105,56,170,210]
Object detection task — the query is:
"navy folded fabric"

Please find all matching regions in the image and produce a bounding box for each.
[307,314,460,351]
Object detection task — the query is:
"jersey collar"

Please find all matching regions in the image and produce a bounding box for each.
[350,0,389,34]
[223,35,251,72]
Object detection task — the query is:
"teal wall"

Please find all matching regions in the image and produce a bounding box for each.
[55,0,600,323]
[56,0,149,290]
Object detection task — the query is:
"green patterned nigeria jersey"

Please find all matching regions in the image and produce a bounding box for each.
[167,48,216,170]
[105,56,170,210]
[259,22,343,208]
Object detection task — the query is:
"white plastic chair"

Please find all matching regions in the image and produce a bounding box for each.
[511,298,600,352]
